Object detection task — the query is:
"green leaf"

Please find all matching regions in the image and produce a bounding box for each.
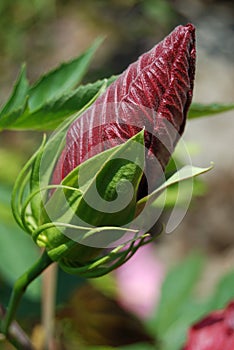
[0,40,115,131]
[28,38,103,111]
[207,270,234,310]
[11,77,115,130]
[160,299,208,350]
[188,102,234,119]
[0,76,114,130]
[0,64,29,118]
[148,253,204,336]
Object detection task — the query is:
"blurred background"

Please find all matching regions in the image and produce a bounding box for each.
[0,0,233,349]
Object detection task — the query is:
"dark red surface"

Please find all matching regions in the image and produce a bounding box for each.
[183,302,234,350]
[53,24,196,194]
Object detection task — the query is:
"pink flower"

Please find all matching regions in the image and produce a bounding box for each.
[53,24,196,195]
[183,301,234,350]
[115,244,165,319]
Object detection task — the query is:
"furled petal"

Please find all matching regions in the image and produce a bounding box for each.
[53,24,196,194]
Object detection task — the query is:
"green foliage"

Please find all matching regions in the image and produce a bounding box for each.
[188,102,234,119]
[0,65,29,117]
[28,38,102,111]
[0,39,115,130]
[150,253,205,336]
[207,271,234,310]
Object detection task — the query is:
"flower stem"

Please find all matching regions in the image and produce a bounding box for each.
[1,250,53,336]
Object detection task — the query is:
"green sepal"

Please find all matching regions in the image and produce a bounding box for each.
[58,233,153,278]
[43,131,144,226]
[39,130,145,259]
[75,129,145,227]
[137,164,213,211]
[11,135,47,233]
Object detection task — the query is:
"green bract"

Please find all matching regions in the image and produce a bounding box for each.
[11,106,155,277]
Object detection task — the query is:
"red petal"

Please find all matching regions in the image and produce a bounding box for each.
[183,302,234,350]
[53,24,196,193]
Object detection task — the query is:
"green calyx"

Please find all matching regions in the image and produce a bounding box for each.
[11,125,151,277]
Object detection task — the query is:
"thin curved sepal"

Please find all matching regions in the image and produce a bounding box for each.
[58,233,153,278]
[11,135,47,232]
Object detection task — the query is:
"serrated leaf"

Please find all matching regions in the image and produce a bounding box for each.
[188,102,234,119]
[0,101,28,129]
[10,76,115,130]
[28,38,103,111]
[0,64,29,118]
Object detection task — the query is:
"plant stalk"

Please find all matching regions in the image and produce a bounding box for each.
[1,250,53,336]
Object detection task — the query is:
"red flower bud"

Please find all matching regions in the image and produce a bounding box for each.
[53,24,196,195]
[183,301,234,350]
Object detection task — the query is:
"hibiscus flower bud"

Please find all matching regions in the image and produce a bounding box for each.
[53,24,195,194]
[13,24,196,277]
[183,301,234,350]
